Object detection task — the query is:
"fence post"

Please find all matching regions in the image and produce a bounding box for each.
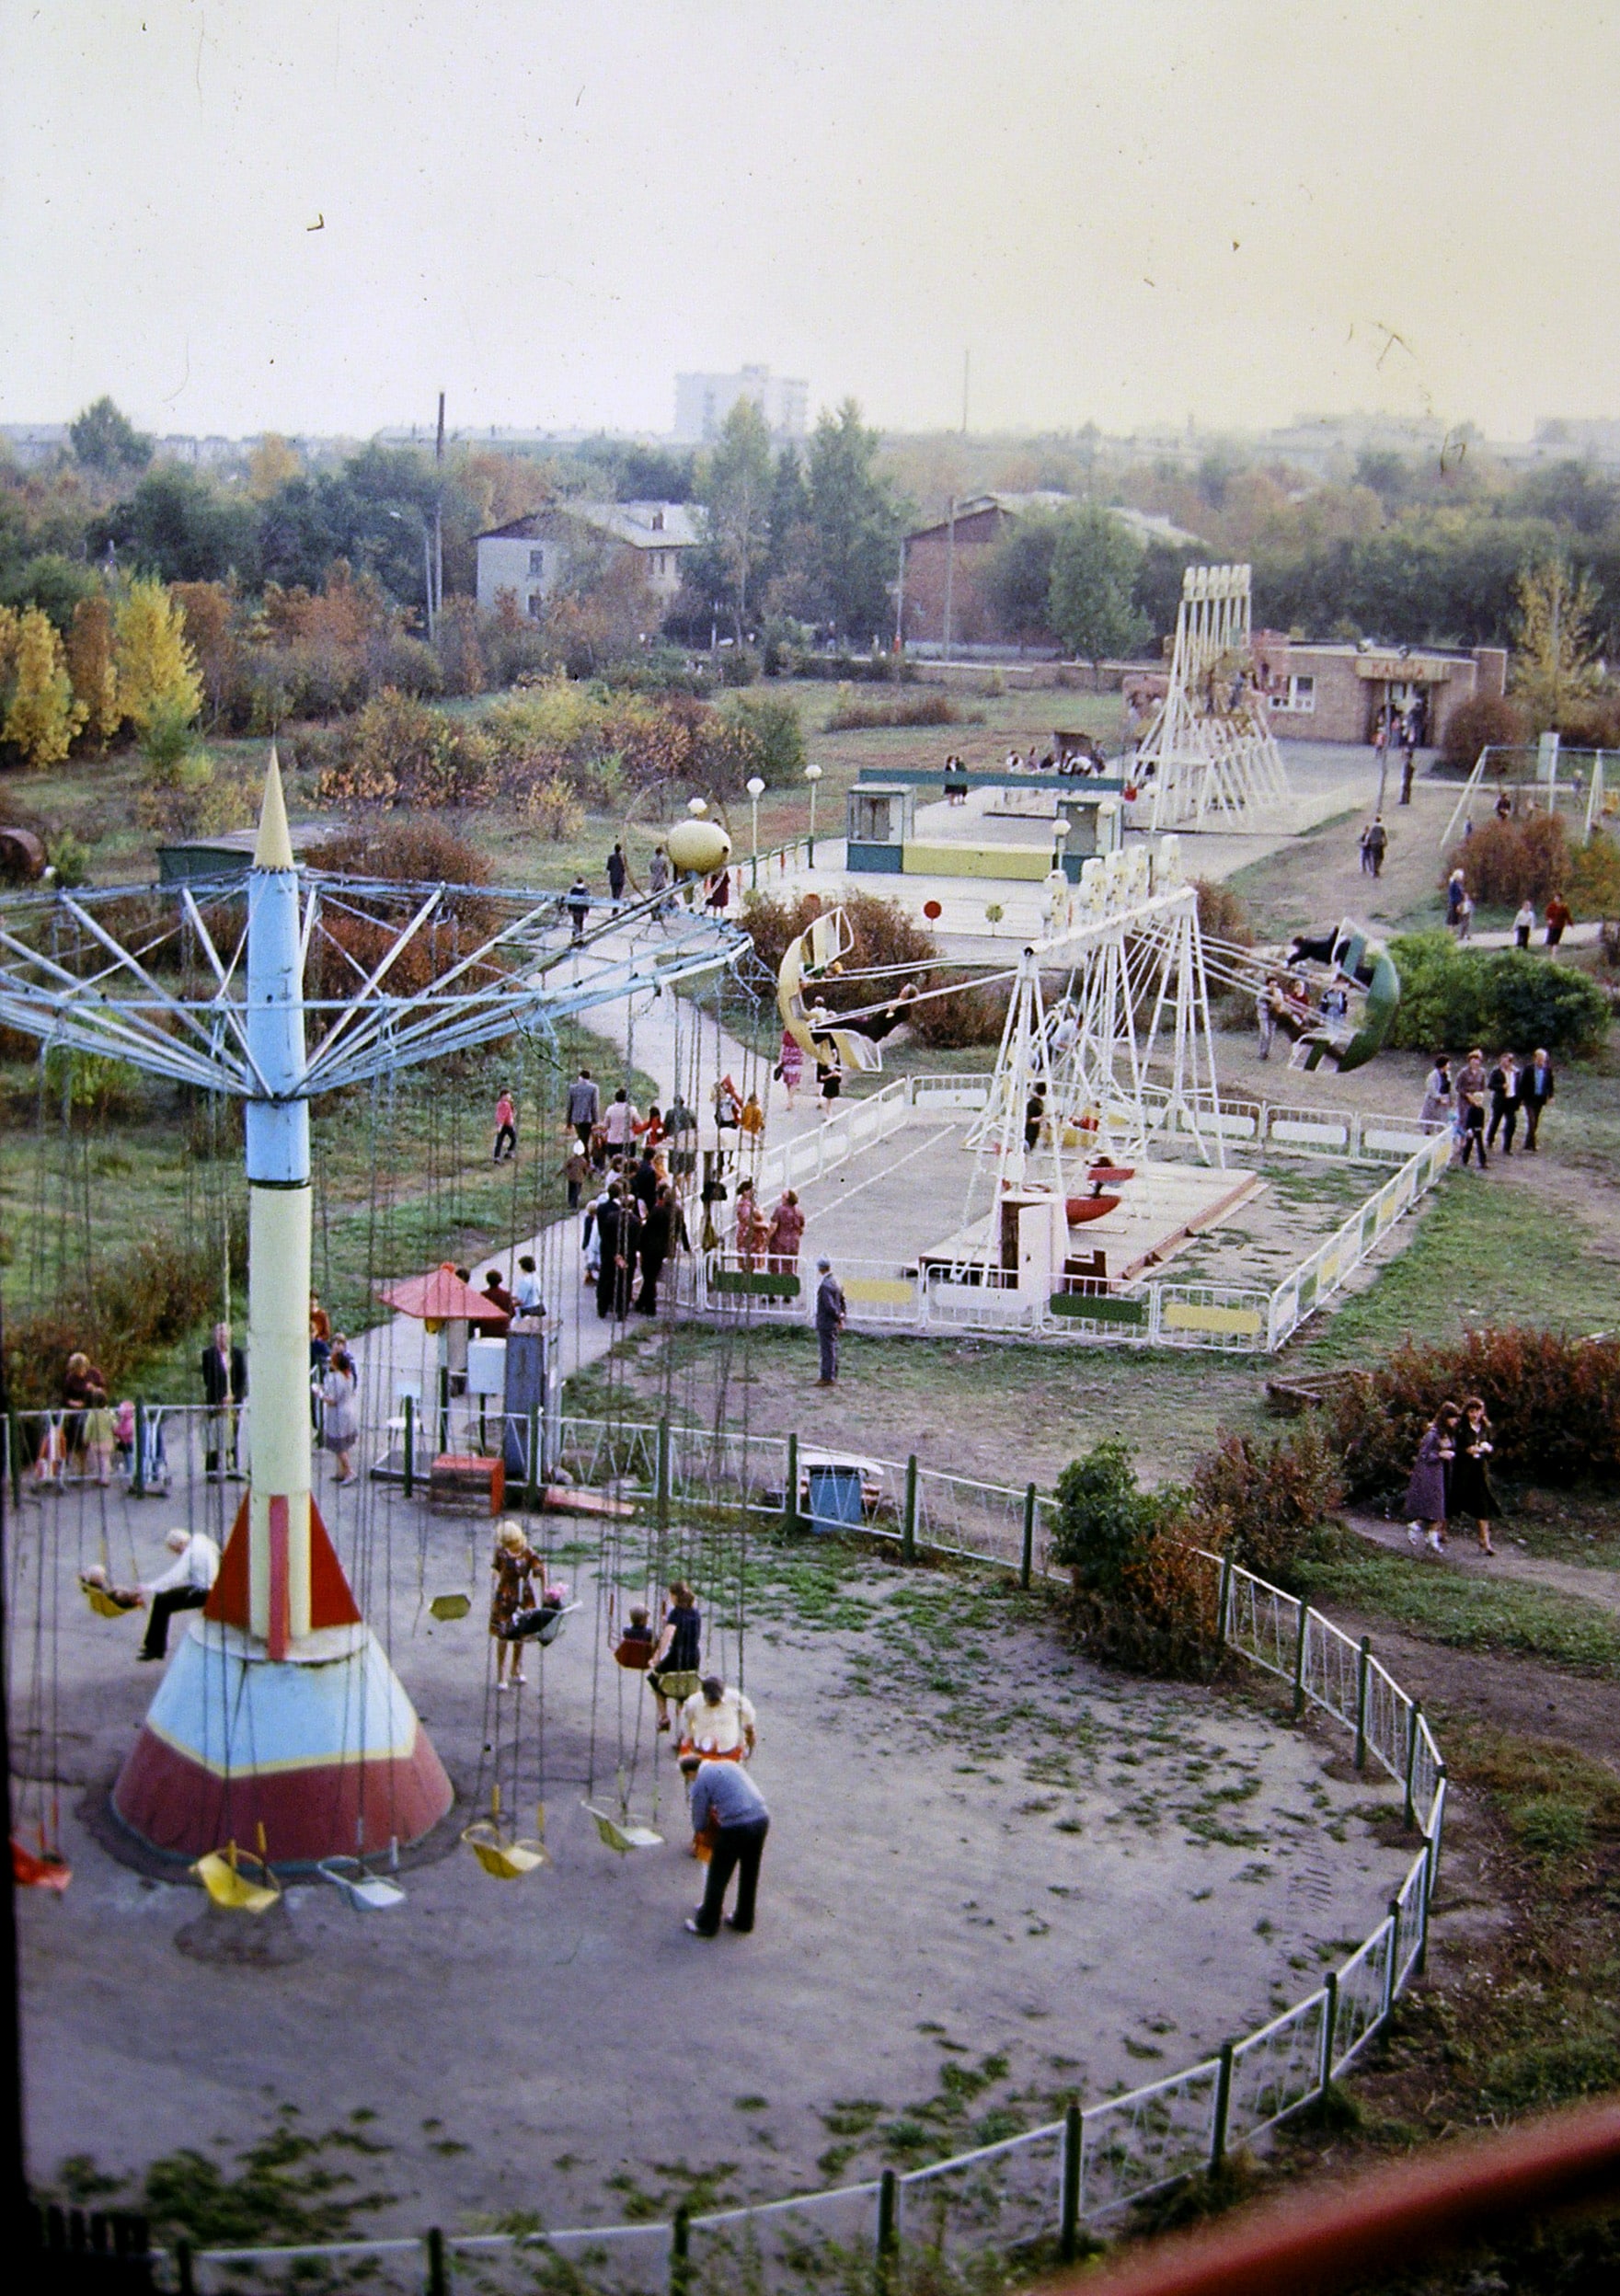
[902,1454,918,1564]
[1059,2100,1083,2264]
[1215,1556,1233,1652]
[1403,1699,1422,1831]
[527,1404,541,1510]
[875,2167,898,2294]
[1020,1482,1037,1590]
[670,2204,691,2296]
[1418,1837,1433,1977]
[656,1415,672,1533]
[1382,1900,1401,2021]
[1209,2040,1235,2174]
[426,2225,448,2296]
[6,1410,19,1513]
[402,1396,415,1501]
[1291,1598,1309,1718]
[1318,1970,1339,2096]
[132,1400,146,1498]
[784,1432,799,1535]
[1354,1635,1372,1773]
[176,2236,195,2296]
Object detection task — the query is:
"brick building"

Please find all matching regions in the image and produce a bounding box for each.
[901,495,1200,648]
[1254,636,1507,747]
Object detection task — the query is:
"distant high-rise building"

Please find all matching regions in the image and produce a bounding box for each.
[673,365,808,445]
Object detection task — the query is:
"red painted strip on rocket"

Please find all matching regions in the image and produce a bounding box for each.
[268,1496,290,1659]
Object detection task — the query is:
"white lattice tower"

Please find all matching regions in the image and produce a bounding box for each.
[959,839,1223,1262]
[1138,564,1292,831]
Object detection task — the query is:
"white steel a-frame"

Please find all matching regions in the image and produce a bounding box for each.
[956,839,1224,1276]
[1139,564,1292,831]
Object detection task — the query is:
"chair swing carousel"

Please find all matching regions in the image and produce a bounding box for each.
[0,751,750,1910]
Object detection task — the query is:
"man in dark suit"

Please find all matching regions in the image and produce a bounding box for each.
[201,1322,247,1478]
[1521,1049,1556,1152]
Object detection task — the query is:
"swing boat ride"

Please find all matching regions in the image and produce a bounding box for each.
[0,754,750,1899]
[765,833,1406,1320]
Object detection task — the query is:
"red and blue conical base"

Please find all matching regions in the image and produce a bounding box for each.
[112,1500,454,1865]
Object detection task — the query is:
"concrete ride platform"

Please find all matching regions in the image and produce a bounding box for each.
[921,1160,1267,1290]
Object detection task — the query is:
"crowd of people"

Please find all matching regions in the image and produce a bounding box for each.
[1419,1047,1556,1166]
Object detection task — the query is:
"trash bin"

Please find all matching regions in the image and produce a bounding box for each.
[807,1464,864,1533]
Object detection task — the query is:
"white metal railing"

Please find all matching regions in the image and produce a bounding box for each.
[674,1116,1446,1354]
[15,1417,1445,2291]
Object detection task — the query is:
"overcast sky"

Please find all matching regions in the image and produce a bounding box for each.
[2,1,1615,444]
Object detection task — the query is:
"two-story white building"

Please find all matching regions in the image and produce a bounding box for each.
[475,501,703,619]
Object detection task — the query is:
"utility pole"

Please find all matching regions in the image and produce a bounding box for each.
[942,496,958,665]
[432,390,445,637]
[893,534,906,653]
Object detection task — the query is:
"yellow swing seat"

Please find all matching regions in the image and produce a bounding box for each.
[583,1803,663,1854]
[462,1821,547,1878]
[429,1592,471,1621]
[81,1582,140,1620]
[462,1791,547,1878]
[193,1841,281,1915]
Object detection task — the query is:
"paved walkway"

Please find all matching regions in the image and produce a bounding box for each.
[347,929,828,1432]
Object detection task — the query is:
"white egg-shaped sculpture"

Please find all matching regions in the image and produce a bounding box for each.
[666,819,733,876]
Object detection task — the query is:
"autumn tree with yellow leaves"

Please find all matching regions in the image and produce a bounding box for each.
[113,576,203,735]
[0,604,88,768]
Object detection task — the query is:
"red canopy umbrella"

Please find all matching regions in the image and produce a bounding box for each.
[376,1262,510,1328]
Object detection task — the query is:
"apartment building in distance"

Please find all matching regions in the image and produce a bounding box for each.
[672,365,808,446]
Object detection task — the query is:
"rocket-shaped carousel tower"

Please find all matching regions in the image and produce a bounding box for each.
[113,767,454,1861]
[0,749,743,1867]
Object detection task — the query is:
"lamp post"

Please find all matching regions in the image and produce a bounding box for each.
[746,775,765,889]
[805,763,823,867]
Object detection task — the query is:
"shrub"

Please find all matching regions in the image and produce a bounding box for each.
[1386,931,1493,1050]
[1440,692,1527,769]
[1192,877,1253,948]
[1051,1441,1215,1677]
[1386,931,1607,1056]
[1569,829,1620,923]
[1448,813,1571,906]
[718,646,759,687]
[523,775,585,842]
[725,693,805,786]
[1186,1426,1343,1588]
[1487,950,1609,1056]
[1325,1329,1620,1497]
[823,687,959,731]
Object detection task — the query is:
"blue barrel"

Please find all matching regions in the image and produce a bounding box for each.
[807,1464,864,1532]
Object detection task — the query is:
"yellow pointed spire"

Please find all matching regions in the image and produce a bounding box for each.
[254,743,295,871]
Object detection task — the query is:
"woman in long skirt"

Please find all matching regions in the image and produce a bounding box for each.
[777,1027,804,1111]
[1404,1402,1459,1554]
[1449,1397,1499,1555]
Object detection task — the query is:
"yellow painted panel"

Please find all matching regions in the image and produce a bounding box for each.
[1162,1302,1265,1337]
[902,843,1051,881]
[842,1278,915,1307]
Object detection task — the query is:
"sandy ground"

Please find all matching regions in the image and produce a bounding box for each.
[13,1465,1413,2235]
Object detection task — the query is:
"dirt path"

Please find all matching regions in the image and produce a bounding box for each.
[1344,1510,1620,1617]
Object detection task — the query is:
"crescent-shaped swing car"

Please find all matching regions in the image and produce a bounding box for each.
[776,907,886,1081]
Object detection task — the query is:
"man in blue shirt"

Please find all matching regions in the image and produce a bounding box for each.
[684,1760,770,1937]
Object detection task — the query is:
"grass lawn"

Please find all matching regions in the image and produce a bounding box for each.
[1296,1535,1620,1678]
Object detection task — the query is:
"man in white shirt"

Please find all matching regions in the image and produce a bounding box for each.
[603,1088,638,1153]
[512,1255,544,1318]
[139,1528,221,1661]
[677,1676,757,1781]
